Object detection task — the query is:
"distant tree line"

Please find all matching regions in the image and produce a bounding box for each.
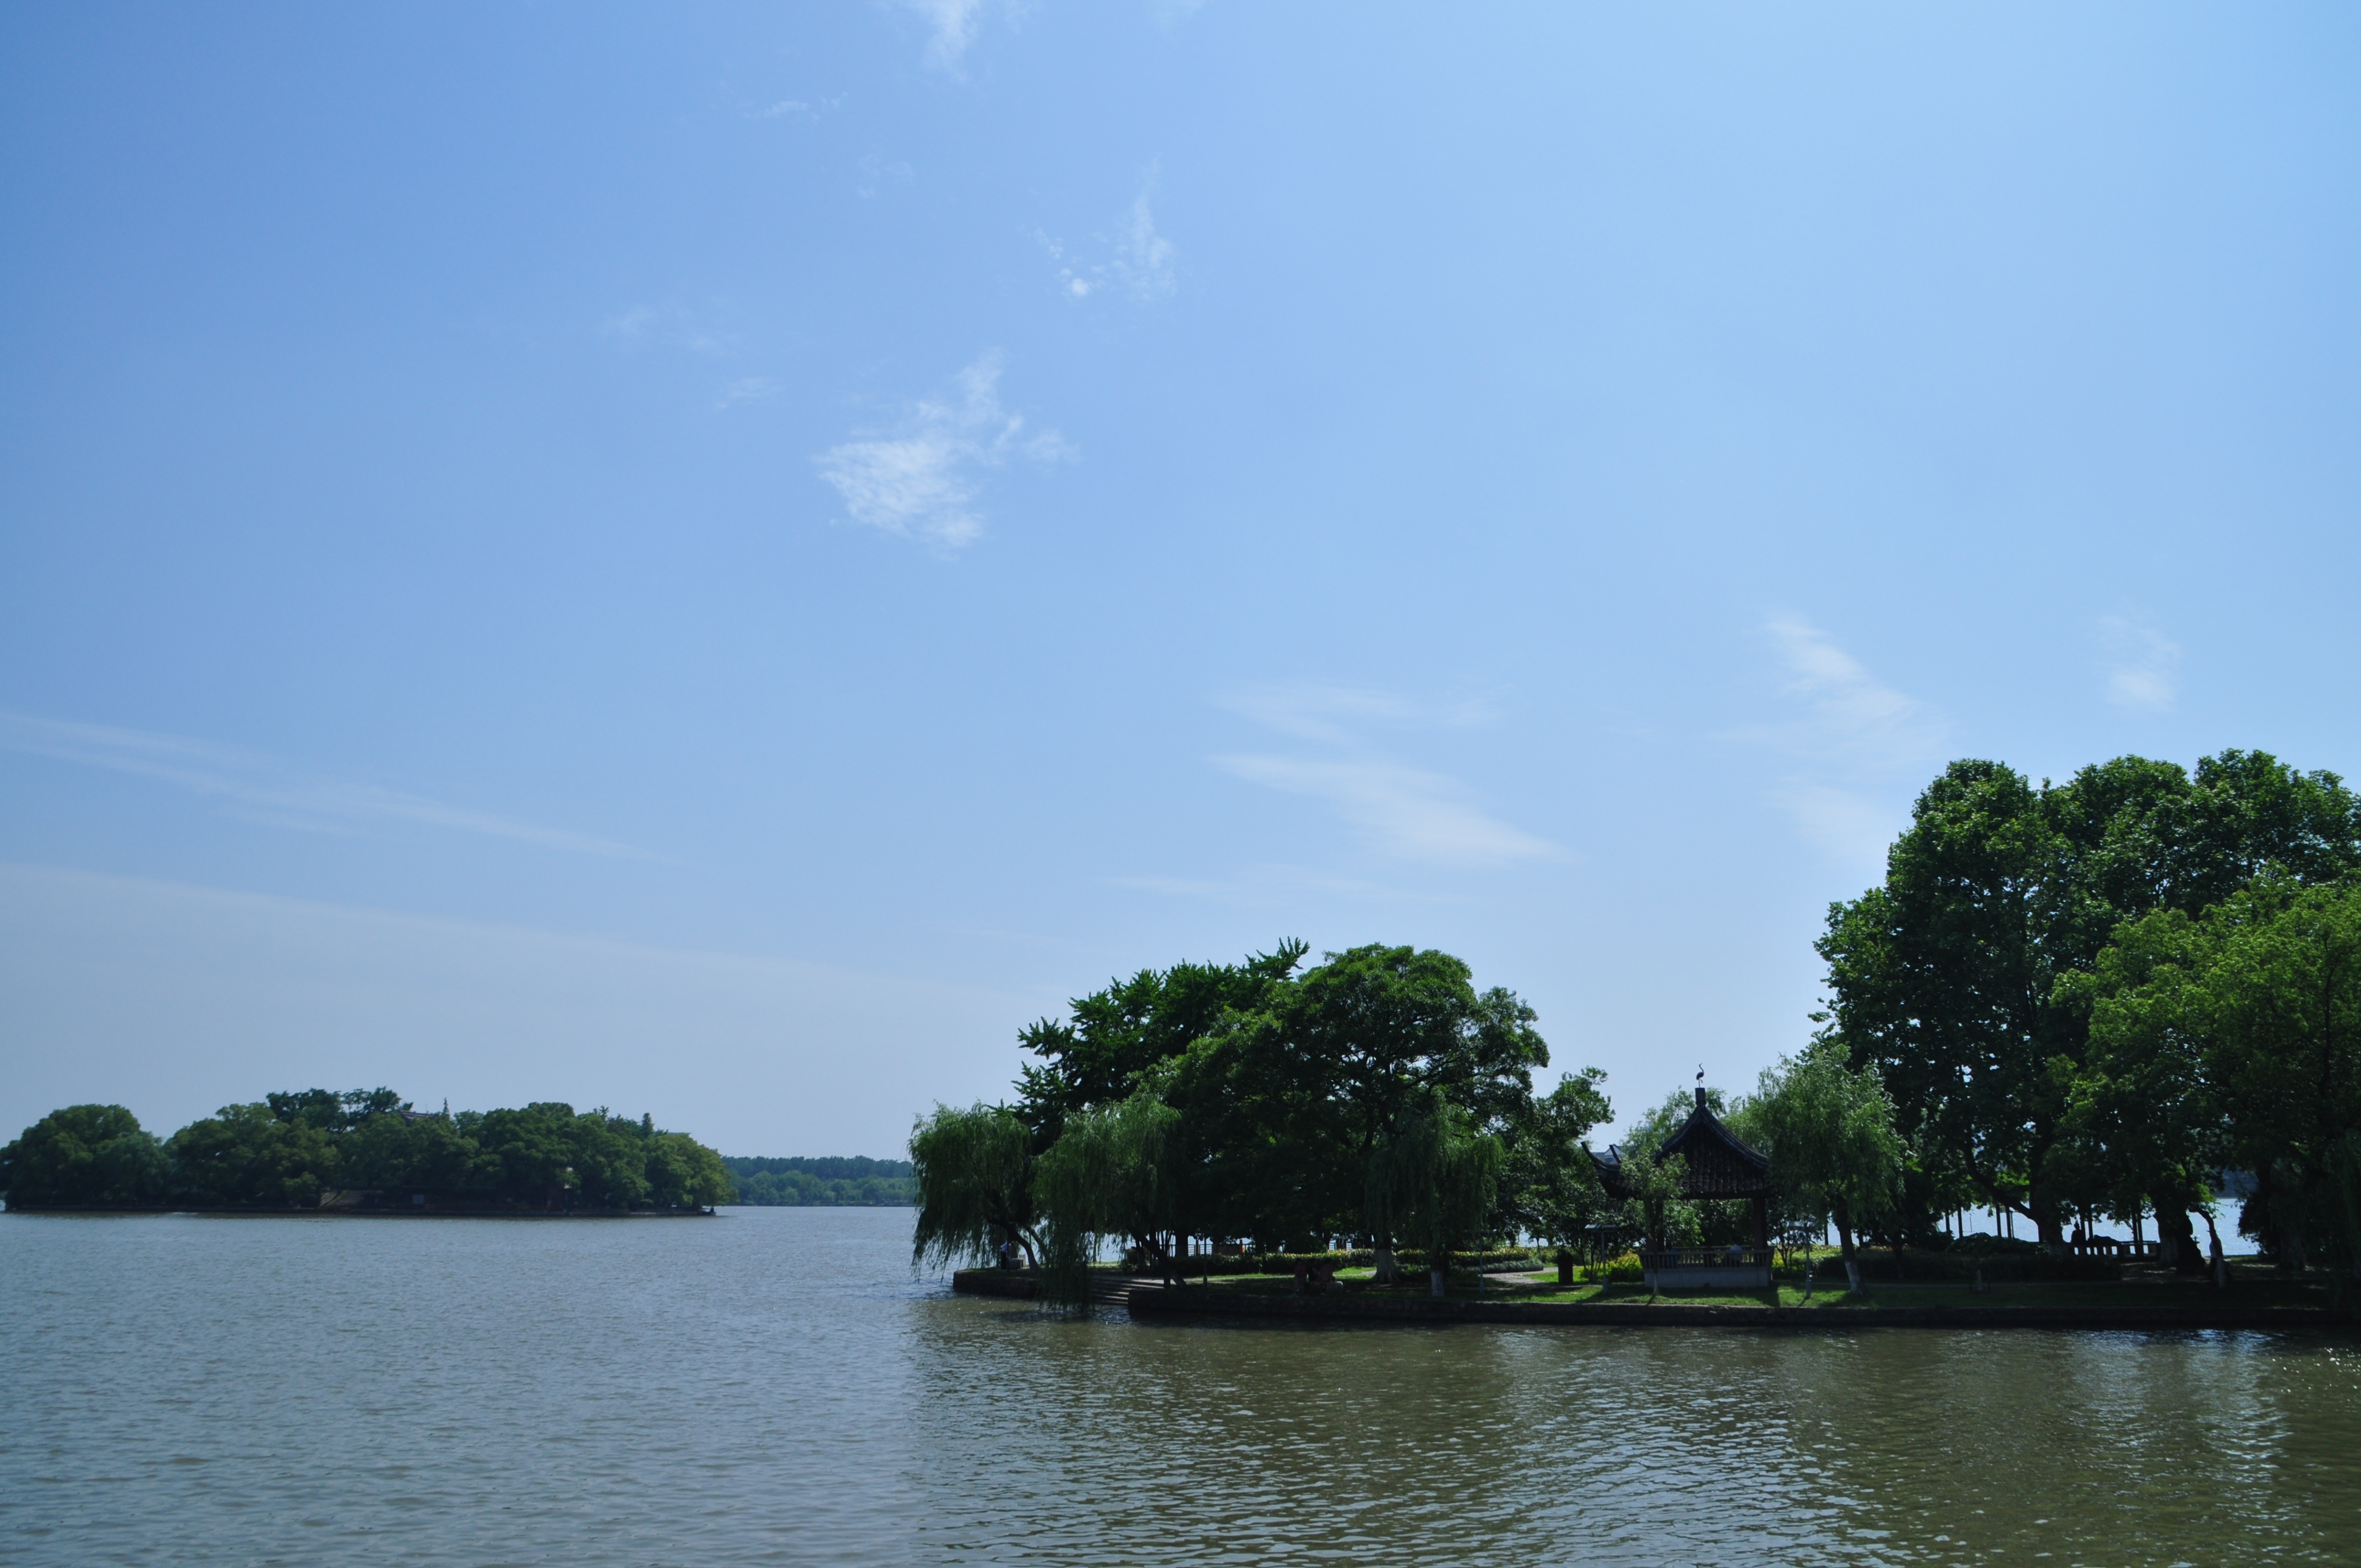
[723,1156,915,1206]
[910,748,2361,1304]
[0,1089,733,1212]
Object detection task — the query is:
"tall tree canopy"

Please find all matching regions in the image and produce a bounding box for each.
[2075,878,2361,1275]
[916,941,1598,1287]
[0,1104,170,1208]
[1819,750,2359,1250]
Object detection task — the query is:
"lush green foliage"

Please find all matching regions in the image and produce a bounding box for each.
[910,1104,1042,1270]
[723,1156,915,1206]
[1032,1088,1180,1306]
[910,749,2361,1288]
[1501,1069,1612,1248]
[1744,1039,1903,1260]
[1,1089,732,1211]
[2071,877,2361,1273]
[0,1104,170,1207]
[1818,748,2361,1265]
[1364,1094,1503,1279]
[914,941,1611,1303]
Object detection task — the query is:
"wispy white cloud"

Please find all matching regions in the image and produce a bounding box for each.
[1114,184,1176,301]
[1216,756,1559,866]
[601,301,742,357]
[1207,679,1556,868]
[1758,616,1941,767]
[2098,617,2179,711]
[898,0,997,72]
[855,151,916,199]
[0,712,661,861]
[1741,617,1943,867]
[1108,864,1416,907]
[715,375,781,411]
[814,352,1073,549]
[1038,174,1178,303]
[1217,683,1492,745]
[746,94,844,122]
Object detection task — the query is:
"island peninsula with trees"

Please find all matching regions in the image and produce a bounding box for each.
[915,749,2361,1315]
[1,1090,734,1213]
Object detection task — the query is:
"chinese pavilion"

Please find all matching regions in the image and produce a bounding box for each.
[1590,1086,1777,1289]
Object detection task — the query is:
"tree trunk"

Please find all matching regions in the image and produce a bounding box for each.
[2158,1204,2205,1275]
[2037,1206,2069,1256]
[1833,1197,1857,1263]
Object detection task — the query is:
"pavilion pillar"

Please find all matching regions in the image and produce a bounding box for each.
[1750,1196,1769,1250]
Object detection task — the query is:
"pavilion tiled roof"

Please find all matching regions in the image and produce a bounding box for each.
[1590,1088,1775,1201]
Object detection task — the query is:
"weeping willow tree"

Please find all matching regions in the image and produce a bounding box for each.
[1032,1088,1180,1311]
[1366,1095,1503,1297]
[910,1104,1042,1273]
[1748,1038,1901,1265]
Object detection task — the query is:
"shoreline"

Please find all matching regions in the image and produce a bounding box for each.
[952,1269,2351,1331]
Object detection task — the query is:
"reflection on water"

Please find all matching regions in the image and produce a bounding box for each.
[2,1207,2357,1565]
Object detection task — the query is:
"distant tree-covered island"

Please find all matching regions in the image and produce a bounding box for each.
[915,749,2361,1309]
[723,1156,914,1206]
[1,1089,733,1213]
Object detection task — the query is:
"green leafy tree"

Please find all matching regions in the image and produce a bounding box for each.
[471,1103,583,1207]
[1,1104,170,1208]
[338,1108,478,1193]
[646,1130,734,1208]
[2057,916,2224,1272]
[1016,943,1307,1260]
[1818,761,2078,1247]
[169,1101,341,1208]
[1365,1094,1504,1294]
[565,1112,655,1210]
[2079,879,2361,1275]
[1501,1069,1613,1252]
[2196,881,2361,1275]
[1611,1142,1688,1260]
[910,1104,1043,1271]
[1179,944,1550,1251]
[1819,752,2359,1251]
[1016,943,1307,1149]
[1748,1038,1903,1265]
[1032,1087,1182,1308]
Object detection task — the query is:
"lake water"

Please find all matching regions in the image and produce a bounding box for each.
[3,1206,2359,1566]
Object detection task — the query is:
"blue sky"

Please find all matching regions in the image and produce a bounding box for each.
[3,3,2357,1157]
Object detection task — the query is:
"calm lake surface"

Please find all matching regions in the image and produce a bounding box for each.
[4,1207,2359,1566]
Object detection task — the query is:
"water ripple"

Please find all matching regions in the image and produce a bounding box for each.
[2,1211,2358,1565]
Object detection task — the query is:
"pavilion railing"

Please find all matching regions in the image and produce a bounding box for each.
[1641,1247,1775,1270]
